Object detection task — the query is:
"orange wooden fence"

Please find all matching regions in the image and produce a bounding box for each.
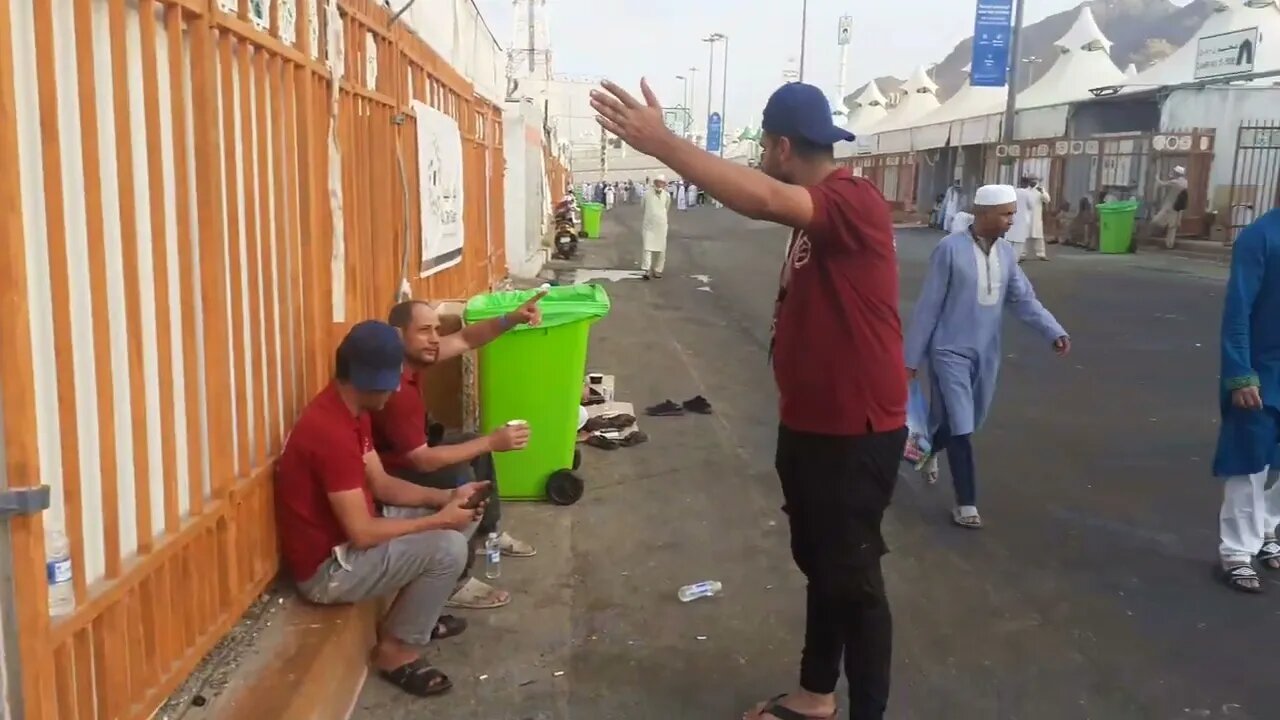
[0,1,507,717]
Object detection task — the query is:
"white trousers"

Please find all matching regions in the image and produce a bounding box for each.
[641,250,666,275]
[1219,466,1280,563]
[1025,235,1048,259]
[1008,240,1025,260]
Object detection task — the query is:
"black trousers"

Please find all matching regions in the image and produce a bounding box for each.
[776,424,907,720]
[388,431,502,579]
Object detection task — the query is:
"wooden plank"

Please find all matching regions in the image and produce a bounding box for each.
[296,68,328,390]
[92,609,123,718]
[189,14,235,562]
[139,0,182,537]
[215,9,316,72]
[238,42,266,473]
[280,63,306,414]
[32,0,88,602]
[73,0,123,580]
[0,4,57,716]
[72,628,95,720]
[52,644,74,720]
[166,5,207,518]
[259,54,283,450]
[107,0,155,553]
[219,32,251,482]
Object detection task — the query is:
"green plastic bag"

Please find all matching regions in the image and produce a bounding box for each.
[464,284,611,331]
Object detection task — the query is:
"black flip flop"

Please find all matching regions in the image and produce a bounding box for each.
[1258,541,1280,570]
[380,657,453,697]
[586,434,620,450]
[682,395,713,414]
[430,614,468,640]
[645,400,685,417]
[618,430,649,447]
[756,694,837,720]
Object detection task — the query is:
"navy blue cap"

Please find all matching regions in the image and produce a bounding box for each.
[761,82,855,146]
[338,321,404,393]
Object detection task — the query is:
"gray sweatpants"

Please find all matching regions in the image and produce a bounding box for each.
[296,506,475,647]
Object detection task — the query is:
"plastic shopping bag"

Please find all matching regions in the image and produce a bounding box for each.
[902,379,932,465]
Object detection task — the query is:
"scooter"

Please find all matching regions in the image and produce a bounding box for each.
[553,219,579,260]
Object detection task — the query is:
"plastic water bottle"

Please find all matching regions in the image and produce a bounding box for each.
[484,533,501,580]
[677,580,722,603]
[46,528,74,617]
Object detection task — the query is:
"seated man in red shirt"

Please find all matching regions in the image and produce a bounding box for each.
[372,294,544,610]
[277,321,488,698]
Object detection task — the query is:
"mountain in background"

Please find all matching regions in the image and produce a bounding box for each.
[852,0,1215,105]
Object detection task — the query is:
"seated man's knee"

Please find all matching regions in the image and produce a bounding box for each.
[400,529,469,576]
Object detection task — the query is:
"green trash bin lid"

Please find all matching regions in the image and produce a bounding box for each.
[464,284,611,331]
[581,202,604,210]
[1097,200,1139,213]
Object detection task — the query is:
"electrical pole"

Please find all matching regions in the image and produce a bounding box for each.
[720,35,729,157]
[1001,0,1026,143]
[798,0,809,82]
[706,37,716,148]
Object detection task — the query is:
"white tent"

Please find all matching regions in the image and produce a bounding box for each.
[844,81,890,134]
[908,63,1006,150]
[860,66,940,153]
[1123,0,1280,91]
[1124,63,1139,79]
[1016,7,1124,109]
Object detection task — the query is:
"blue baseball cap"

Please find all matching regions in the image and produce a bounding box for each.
[337,321,404,392]
[761,82,855,145]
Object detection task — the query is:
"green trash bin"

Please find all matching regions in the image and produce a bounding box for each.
[580,202,604,238]
[464,285,611,504]
[1098,200,1139,254]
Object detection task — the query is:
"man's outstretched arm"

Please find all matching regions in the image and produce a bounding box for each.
[590,79,813,229]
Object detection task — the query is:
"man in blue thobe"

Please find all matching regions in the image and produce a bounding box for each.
[905,185,1071,529]
[1215,209,1280,593]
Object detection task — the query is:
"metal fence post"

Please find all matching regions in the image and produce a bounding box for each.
[0,389,21,720]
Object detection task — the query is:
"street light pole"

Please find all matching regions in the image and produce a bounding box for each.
[1001,0,1027,143]
[689,66,699,135]
[798,0,809,82]
[720,35,729,158]
[705,36,716,148]
[675,74,689,138]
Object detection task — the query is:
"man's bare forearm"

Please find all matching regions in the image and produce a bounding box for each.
[647,134,788,221]
[372,473,453,508]
[408,436,493,473]
[458,314,512,349]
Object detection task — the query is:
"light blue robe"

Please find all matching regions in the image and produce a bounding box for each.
[1213,209,1280,478]
[904,231,1067,437]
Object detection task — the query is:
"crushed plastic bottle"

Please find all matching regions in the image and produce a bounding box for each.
[46,527,75,617]
[484,532,501,580]
[677,580,722,603]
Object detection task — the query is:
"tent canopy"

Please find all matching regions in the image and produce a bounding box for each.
[1124,0,1280,90]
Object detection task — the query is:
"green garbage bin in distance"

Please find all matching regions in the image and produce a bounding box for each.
[1098,200,1139,254]
[580,202,604,238]
[464,284,611,504]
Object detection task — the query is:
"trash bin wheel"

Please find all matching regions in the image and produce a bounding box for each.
[572,447,582,471]
[547,470,584,506]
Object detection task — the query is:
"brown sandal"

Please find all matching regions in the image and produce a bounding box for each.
[380,657,452,697]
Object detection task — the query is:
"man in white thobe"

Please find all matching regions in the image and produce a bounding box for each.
[1018,177,1052,261]
[1152,165,1189,250]
[676,180,689,211]
[641,175,672,279]
[686,182,699,209]
[1006,177,1031,261]
[943,181,963,231]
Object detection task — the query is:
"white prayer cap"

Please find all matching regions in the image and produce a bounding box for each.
[1173,165,1186,175]
[655,173,667,182]
[973,184,1017,207]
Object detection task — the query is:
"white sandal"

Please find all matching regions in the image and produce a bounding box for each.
[497,531,537,557]
[952,506,983,529]
[446,577,511,609]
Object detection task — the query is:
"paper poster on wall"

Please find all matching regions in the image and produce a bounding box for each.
[413,100,466,278]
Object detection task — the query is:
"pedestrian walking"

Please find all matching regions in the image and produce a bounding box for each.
[1006,177,1030,261]
[641,174,672,279]
[604,183,616,209]
[1020,177,1051,261]
[1213,208,1280,593]
[592,78,906,720]
[1152,166,1189,249]
[904,184,1071,530]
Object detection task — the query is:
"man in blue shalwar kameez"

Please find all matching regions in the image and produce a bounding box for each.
[905,185,1071,529]
[1214,209,1280,593]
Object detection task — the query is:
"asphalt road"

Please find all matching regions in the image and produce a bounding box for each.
[354,203,1273,720]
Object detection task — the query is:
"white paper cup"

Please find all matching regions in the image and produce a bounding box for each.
[587,373,604,385]
[506,419,528,428]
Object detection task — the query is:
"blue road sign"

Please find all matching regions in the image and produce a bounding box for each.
[706,112,723,153]
[970,0,1014,88]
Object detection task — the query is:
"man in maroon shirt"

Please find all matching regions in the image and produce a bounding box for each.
[277,321,489,698]
[372,295,543,610]
[591,81,907,720]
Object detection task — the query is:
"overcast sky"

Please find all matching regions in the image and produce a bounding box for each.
[474,0,1192,129]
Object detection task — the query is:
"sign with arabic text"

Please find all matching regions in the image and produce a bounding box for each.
[970,0,1014,88]
[706,112,723,153]
[1195,27,1257,80]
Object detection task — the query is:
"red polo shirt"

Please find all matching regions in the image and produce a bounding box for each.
[371,368,428,474]
[275,382,377,581]
[771,168,907,435]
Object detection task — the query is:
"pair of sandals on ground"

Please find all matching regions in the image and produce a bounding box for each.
[1222,539,1280,594]
[582,412,649,450]
[645,395,713,417]
[380,532,537,697]
[916,453,984,529]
